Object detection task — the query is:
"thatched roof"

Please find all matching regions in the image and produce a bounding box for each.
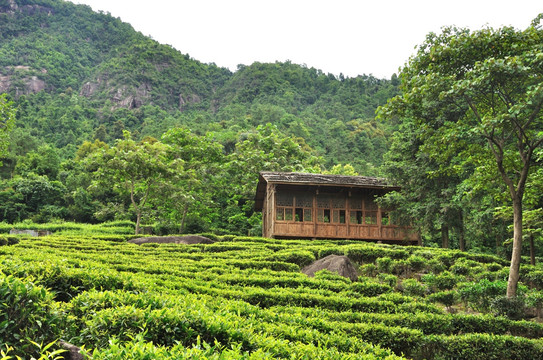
[255,171,399,210]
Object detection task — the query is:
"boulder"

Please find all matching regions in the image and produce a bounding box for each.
[59,340,85,360]
[302,254,358,281]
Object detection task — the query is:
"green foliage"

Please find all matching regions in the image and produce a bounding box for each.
[490,296,526,320]
[428,290,458,309]
[0,94,15,165]
[400,278,427,297]
[0,274,61,358]
[380,19,543,295]
[2,233,543,358]
[422,271,459,292]
[458,279,512,312]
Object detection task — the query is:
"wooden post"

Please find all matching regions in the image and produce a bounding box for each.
[313,188,318,238]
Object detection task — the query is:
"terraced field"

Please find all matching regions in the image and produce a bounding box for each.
[1,233,543,359]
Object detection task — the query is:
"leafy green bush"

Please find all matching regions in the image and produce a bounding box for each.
[376,256,392,273]
[400,278,427,297]
[426,258,446,274]
[407,255,426,272]
[526,289,543,317]
[349,281,392,297]
[427,290,458,309]
[422,271,459,291]
[458,279,513,312]
[0,275,62,358]
[378,273,398,288]
[360,263,377,277]
[490,296,526,320]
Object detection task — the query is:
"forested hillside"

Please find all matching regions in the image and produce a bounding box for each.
[0,0,397,170]
[0,0,399,234]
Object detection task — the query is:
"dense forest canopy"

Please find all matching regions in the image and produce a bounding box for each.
[1,0,542,265]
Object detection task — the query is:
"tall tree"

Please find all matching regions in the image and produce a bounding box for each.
[0,94,16,165]
[161,127,225,233]
[380,19,543,297]
[90,132,181,234]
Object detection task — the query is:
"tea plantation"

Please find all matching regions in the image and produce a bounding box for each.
[2,224,543,359]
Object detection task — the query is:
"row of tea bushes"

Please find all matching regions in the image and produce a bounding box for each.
[2,234,543,358]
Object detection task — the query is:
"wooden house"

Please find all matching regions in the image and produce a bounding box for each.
[255,172,419,244]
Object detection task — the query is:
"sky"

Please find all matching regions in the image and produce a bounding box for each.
[69,0,541,79]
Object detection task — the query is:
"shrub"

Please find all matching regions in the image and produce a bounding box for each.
[349,281,392,297]
[407,255,426,272]
[422,271,458,292]
[377,273,398,288]
[360,263,377,277]
[458,279,510,312]
[376,256,392,273]
[401,278,427,297]
[450,262,470,276]
[490,296,526,320]
[0,275,62,358]
[486,262,505,272]
[525,289,543,318]
[428,290,458,309]
[427,258,446,274]
[390,259,410,276]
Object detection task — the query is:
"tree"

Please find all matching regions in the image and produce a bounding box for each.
[379,121,466,250]
[90,132,181,234]
[380,19,543,297]
[161,127,225,233]
[0,94,16,165]
[224,123,322,234]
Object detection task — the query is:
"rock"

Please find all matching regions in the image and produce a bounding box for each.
[128,235,215,245]
[59,340,85,360]
[302,254,358,281]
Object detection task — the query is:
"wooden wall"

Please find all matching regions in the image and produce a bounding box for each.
[264,186,418,243]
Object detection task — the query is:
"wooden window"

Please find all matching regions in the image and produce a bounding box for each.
[304,209,312,222]
[332,209,346,224]
[276,193,293,207]
[365,212,377,225]
[275,191,313,223]
[295,193,313,208]
[295,208,303,222]
[350,195,362,210]
[332,197,345,209]
[285,208,293,221]
[276,208,284,221]
[350,210,362,224]
[364,196,378,225]
[318,209,331,223]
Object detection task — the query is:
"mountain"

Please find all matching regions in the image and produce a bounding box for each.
[0,0,400,174]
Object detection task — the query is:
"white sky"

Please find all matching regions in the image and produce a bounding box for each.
[69,0,541,79]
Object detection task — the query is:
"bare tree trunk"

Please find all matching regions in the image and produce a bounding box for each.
[458,226,465,252]
[530,233,536,266]
[179,203,188,234]
[135,211,141,235]
[441,225,449,249]
[507,196,523,298]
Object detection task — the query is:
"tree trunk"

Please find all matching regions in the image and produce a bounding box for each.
[506,196,523,298]
[530,234,536,266]
[135,211,142,235]
[441,225,449,249]
[458,227,465,252]
[179,203,189,234]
